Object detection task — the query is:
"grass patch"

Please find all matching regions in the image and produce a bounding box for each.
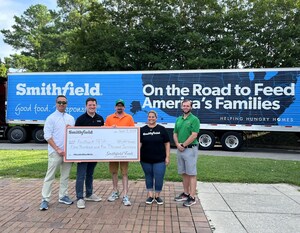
[0,150,299,186]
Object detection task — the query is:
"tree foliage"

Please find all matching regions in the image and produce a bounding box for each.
[0,61,8,78]
[1,0,300,71]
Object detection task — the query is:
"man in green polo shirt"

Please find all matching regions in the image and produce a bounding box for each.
[173,99,200,207]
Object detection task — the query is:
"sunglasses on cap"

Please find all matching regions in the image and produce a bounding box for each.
[57,101,67,105]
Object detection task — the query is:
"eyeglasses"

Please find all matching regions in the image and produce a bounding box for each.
[57,101,67,105]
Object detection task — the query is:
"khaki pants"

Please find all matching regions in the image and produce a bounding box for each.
[41,151,72,202]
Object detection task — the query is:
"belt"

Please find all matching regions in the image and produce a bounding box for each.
[186,144,198,148]
[181,144,198,148]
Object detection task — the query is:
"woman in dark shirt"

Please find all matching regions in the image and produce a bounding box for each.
[140,110,170,205]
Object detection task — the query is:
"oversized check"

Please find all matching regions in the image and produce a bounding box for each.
[64,127,140,162]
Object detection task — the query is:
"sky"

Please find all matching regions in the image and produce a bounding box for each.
[0,0,57,61]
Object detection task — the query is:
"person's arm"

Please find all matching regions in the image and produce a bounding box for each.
[44,116,64,156]
[173,119,184,151]
[173,132,185,151]
[100,116,105,126]
[165,142,170,165]
[75,115,81,126]
[173,132,179,146]
[105,114,118,127]
[47,137,65,157]
[181,132,198,147]
[129,115,135,126]
[181,117,200,147]
[104,115,111,126]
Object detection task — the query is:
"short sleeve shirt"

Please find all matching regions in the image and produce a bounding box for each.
[173,113,200,144]
[105,112,134,126]
[140,124,170,163]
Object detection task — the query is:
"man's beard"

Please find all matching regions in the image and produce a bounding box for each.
[117,108,123,114]
[183,109,191,114]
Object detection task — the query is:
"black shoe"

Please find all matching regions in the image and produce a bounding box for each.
[155,197,164,205]
[183,195,196,207]
[174,192,189,202]
[146,197,154,204]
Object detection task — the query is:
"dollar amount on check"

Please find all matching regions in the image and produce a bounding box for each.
[65,127,140,162]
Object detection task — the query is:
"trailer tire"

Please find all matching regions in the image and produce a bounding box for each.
[7,126,28,143]
[198,131,216,150]
[32,128,46,143]
[220,132,243,151]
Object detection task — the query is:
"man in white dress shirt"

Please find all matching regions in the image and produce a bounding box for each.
[39,95,75,210]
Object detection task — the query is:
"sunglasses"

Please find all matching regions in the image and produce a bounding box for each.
[57,101,67,105]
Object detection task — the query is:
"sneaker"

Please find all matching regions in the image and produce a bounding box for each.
[107,191,119,202]
[122,195,131,206]
[183,195,196,207]
[174,192,189,202]
[145,197,154,205]
[77,199,85,209]
[85,194,102,202]
[155,197,164,205]
[59,196,73,205]
[39,200,48,211]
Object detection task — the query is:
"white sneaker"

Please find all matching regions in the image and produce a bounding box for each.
[107,191,119,202]
[77,199,85,209]
[85,194,102,202]
[122,195,131,206]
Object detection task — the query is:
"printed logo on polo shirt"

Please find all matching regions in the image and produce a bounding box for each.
[143,132,161,136]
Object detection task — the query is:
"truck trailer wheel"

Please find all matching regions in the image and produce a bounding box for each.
[7,126,28,143]
[220,132,243,151]
[198,131,216,150]
[32,127,46,143]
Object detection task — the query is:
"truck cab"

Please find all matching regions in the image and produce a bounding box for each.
[0,77,45,143]
[0,77,7,139]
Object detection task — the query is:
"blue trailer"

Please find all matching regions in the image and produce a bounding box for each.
[3,68,300,150]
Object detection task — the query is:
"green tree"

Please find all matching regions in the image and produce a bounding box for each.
[0,61,7,78]
[1,4,59,71]
[217,0,251,68]
[101,0,223,70]
[243,0,300,67]
[2,0,300,71]
[102,0,181,70]
[172,0,224,69]
[56,0,105,71]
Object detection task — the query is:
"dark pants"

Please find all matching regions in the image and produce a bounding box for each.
[75,162,97,200]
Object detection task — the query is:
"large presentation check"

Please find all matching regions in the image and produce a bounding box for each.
[64,127,140,162]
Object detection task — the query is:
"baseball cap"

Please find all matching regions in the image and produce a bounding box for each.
[115,99,125,106]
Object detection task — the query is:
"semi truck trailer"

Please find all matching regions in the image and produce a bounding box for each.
[1,68,300,151]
